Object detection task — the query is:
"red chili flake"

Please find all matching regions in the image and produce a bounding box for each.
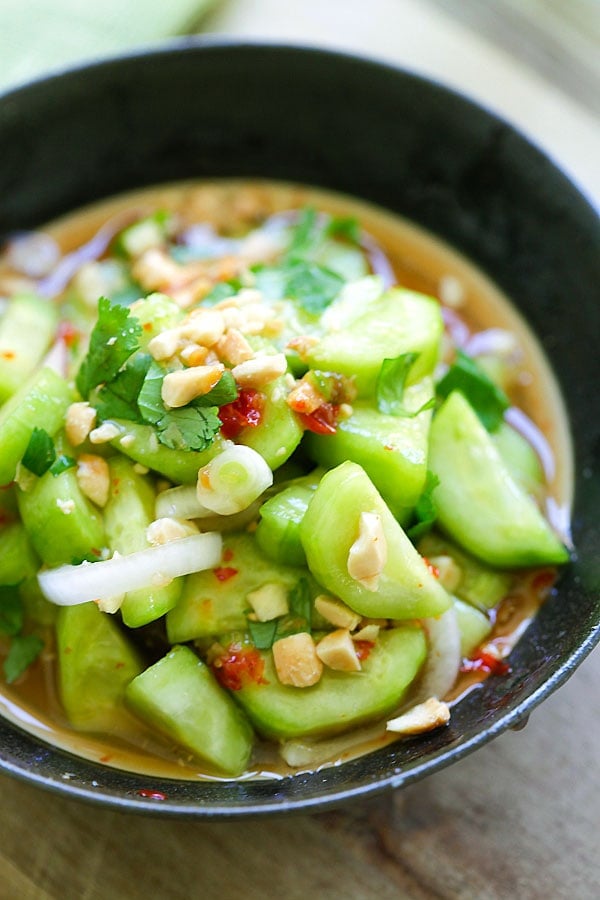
[1,350,16,360]
[114,661,125,669]
[423,557,440,579]
[213,566,238,582]
[212,645,268,691]
[222,547,234,563]
[461,651,511,676]
[90,548,102,558]
[142,322,153,332]
[354,640,375,662]
[56,320,81,348]
[219,389,263,439]
[137,789,167,801]
[0,482,15,491]
[298,402,339,435]
[99,754,113,763]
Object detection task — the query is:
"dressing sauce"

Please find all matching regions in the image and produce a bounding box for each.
[0,180,573,780]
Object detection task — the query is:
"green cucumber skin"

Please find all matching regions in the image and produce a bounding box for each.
[305,379,434,522]
[0,367,73,486]
[429,392,569,567]
[110,420,227,483]
[103,457,181,627]
[417,532,512,611]
[238,376,303,470]
[300,461,451,620]
[57,604,143,734]
[255,472,322,566]
[167,531,304,643]
[0,295,57,403]
[453,597,492,657]
[125,645,254,777]
[0,521,39,585]
[491,421,544,498]
[234,625,426,740]
[305,289,443,397]
[17,466,106,568]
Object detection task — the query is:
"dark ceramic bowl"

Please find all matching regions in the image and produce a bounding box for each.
[0,40,598,817]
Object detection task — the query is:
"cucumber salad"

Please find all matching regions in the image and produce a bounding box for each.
[0,183,569,778]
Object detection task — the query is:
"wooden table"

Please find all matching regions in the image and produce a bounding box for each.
[1,2,599,898]
[1,649,598,899]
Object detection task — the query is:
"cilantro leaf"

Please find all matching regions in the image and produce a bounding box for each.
[0,585,24,637]
[325,215,361,244]
[408,471,440,541]
[195,370,238,408]
[248,619,278,650]
[377,354,436,418]
[436,350,509,431]
[286,207,320,261]
[94,353,151,422]
[137,361,222,452]
[275,578,312,639]
[284,261,344,315]
[3,633,44,684]
[21,428,56,476]
[50,454,77,477]
[157,406,222,451]
[202,280,242,306]
[75,297,142,398]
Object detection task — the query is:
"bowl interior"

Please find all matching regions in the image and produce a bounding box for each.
[0,40,599,816]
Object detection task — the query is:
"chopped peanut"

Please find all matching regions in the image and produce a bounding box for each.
[347,511,388,591]
[146,517,199,545]
[181,309,225,346]
[89,422,121,444]
[232,353,287,388]
[272,633,323,688]
[316,629,361,672]
[65,401,97,447]
[352,623,381,643]
[386,697,450,735]
[246,582,289,621]
[178,342,209,367]
[131,248,184,291]
[314,594,362,631]
[215,328,254,365]
[76,454,110,507]
[161,363,224,408]
[286,377,324,415]
[148,328,182,361]
[286,335,319,360]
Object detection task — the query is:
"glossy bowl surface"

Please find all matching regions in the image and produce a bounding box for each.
[0,39,598,817]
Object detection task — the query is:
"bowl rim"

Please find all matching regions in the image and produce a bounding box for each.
[0,36,599,817]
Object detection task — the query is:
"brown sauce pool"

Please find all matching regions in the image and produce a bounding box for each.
[0,180,573,780]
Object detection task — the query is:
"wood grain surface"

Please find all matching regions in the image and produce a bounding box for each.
[1,648,598,899]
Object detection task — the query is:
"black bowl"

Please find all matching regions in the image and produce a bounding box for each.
[0,39,598,817]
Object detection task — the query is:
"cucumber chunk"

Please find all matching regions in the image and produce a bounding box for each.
[130,293,183,348]
[0,294,57,403]
[429,392,568,567]
[103,457,181,627]
[167,532,304,643]
[305,289,443,397]
[57,603,143,734]
[110,420,227,483]
[300,461,451,619]
[237,376,303,469]
[305,379,434,522]
[453,597,492,657]
[255,471,322,566]
[17,464,105,567]
[491,421,544,498]
[234,625,426,740]
[125,645,254,776]
[0,367,72,486]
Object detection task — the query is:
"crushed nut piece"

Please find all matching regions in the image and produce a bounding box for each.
[272,633,323,688]
[286,377,324,415]
[314,594,362,631]
[146,517,199,545]
[347,511,387,591]
[181,309,225,346]
[316,629,361,672]
[76,454,110,507]
[89,422,121,444]
[65,401,96,447]
[232,353,287,388]
[148,328,182,361]
[215,328,254,366]
[161,363,224,408]
[386,697,451,735]
[246,582,289,621]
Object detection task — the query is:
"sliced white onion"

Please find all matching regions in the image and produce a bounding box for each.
[280,722,387,769]
[413,606,461,703]
[155,484,215,520]
[38,533,222,607]
[197,445,273,516]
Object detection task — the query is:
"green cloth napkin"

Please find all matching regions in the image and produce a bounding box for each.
[0,0,217,92]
